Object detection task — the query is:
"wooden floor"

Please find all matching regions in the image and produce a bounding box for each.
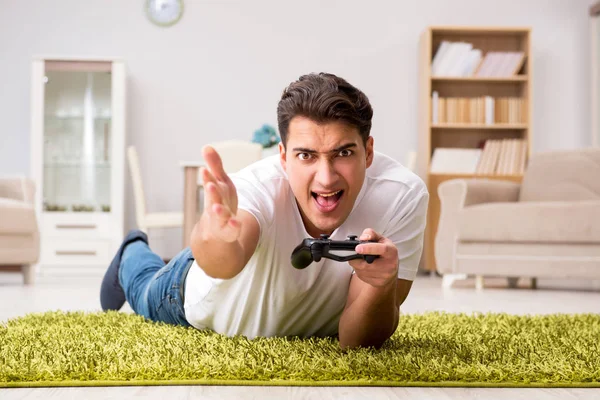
[1,271,600,399]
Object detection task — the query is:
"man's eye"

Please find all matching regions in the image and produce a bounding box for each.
[338,149,353,157]
[297,153,311,160]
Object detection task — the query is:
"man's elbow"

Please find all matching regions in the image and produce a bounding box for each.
[338,332,393,351]
[339,337,386,351]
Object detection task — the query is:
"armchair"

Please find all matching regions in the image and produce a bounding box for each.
[0,177,40,284]
[435,148,600,289]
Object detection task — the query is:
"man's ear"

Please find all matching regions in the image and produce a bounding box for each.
[279,142,287,172]
[365,136,374,168]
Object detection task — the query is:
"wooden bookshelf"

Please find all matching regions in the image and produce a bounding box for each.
[417,26,532,272]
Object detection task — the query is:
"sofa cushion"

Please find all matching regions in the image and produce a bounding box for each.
[0,178,34,203]
[520,148,600,202]
[454,242,600,279]
[0,198,37,234]
[458,201,600,243]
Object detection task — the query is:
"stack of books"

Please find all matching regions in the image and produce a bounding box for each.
[431,92,525,125]
[475,138,528,175]
[431,41,525,77]
[429,139,527,176]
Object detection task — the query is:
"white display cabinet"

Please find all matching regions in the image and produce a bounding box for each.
[30,58,125,276]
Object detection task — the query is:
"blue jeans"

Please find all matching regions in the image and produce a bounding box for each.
[118,241,194,327]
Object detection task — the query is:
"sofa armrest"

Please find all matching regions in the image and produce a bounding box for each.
[455,179,521,207]
[434,179,521,274]
[0,177,36,204]
[0,199,37,234]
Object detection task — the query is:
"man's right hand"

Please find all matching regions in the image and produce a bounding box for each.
[200,145,241,243]
[190,145,261,280]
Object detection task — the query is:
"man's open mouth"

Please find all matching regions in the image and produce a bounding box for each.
[311,190,344,212]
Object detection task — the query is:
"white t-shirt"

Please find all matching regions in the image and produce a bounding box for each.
[184,151,429,339]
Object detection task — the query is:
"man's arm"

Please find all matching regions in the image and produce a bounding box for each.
[338,228,413,350]
[339,188,428,349]
[190,208,259,279]
[189,145,260,280]
[338,275,412,350]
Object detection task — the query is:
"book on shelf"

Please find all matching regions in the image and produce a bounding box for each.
[431,92,525,124]
[429,148,482,174]
[475,138,528,175]
[474,51,525,77]
[431,41,525,77]
[429,139,527,176]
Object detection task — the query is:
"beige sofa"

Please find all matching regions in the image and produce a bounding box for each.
[435,148,600,289]
[0,177,39,284]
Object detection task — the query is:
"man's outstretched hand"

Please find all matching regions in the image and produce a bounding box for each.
[200,145,241,243]
[191,145,260,280]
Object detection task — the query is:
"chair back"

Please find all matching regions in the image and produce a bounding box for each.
[210,140,264,174]
[406,151,417,172]
[0,177,35,204]
[127,146,147,229]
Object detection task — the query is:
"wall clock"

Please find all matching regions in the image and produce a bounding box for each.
[145,0,184,27]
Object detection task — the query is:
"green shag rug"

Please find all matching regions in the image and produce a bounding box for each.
[1,311,600,388]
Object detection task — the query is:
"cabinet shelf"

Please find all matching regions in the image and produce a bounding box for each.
[45,115,112,120]
[431,123,528,130]
[44,161,111,168]
[428,172,523,179]
[431,76,528,82]
[43,209,111,214]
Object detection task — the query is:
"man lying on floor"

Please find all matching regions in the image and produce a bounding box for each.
[100,72,429,350]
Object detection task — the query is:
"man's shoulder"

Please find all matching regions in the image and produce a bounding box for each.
[368,152,427,196]
[231,155,285,181]
[230,155,288,197]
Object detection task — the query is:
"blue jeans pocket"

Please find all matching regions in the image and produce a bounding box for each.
[145,249,194,327]
[154,289,186,325]
[154,262,177,280]
[150,258,193,326]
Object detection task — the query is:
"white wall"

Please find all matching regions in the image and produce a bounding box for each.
[0,0,595,256]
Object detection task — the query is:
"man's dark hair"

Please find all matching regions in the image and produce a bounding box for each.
[276,73,373,148]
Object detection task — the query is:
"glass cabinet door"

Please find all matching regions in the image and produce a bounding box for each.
[42,61,113,213]
[592,5,600,147]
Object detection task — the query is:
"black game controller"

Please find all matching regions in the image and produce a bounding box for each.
[291,234,380,269]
